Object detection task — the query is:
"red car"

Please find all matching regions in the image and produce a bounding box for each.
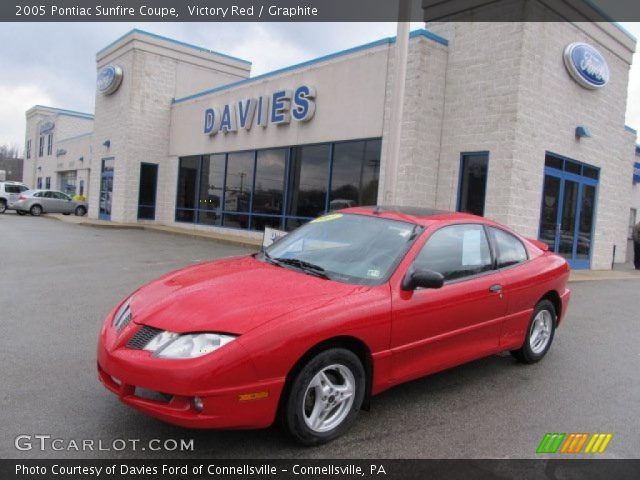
[97,207,570,445]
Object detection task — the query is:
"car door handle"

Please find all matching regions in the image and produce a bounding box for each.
[489,284,503,293]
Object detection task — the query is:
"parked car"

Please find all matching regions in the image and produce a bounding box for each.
[13,189,88,216]
[0,181,29,213]
[97,207,570,445]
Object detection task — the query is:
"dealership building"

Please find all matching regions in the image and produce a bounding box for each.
[22,1,640,269]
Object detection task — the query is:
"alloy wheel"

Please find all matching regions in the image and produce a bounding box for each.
[302,364,355,433]
[529,309,553,354]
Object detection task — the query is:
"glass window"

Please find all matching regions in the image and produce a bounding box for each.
[583,166,599,180]
[198,154,225,226]
[223,151,254,229]
[413,224,493,281]
[576,184,596,261]
[286,144,330,224]
[59,171,77,196]
[5,185,22,193]
[458,153,488,216]
[330,139,381,210]
[36,177,42,189]
[544,154,563,170]
[490,227,527,268]
[45,177,51,189]
[176,156,199,223]
[38,136,44,157]
[565,161,581,175]
[26,140,31,159]
[138,163,158,220]
[252,149,287,230]
[47,134,53,156]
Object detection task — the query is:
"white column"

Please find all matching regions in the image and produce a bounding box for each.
[384,3,411,205]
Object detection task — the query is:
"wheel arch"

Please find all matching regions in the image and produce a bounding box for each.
[278,335,374,419]
[539,290,561,323]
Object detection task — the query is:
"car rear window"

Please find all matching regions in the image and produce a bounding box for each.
[4,185,24,193]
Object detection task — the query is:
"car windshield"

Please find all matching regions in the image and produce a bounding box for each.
[262,213,420,285]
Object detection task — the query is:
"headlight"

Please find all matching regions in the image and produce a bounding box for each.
[144,332,237,359]
[112,300,132,330]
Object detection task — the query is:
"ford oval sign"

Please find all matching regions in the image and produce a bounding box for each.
[563,42,609,89]
[97,65,123,95]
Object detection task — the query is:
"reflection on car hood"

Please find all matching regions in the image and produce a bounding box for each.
[129,255,364,334]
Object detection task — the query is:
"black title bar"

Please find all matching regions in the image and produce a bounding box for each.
[3,0,640,22]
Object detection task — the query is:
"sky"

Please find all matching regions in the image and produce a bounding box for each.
[0,21,638,150]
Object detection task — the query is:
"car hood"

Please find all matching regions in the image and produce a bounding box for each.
[129,255,366,334]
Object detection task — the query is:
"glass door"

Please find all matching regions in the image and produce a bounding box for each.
[99,158,114,220]
[538,156,599,269]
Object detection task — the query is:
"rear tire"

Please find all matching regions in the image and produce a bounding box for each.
[282,348,365,446]
[75,206,86,216]
[0,200,6,214]
[30,204,42,216]
[511,299,556,364]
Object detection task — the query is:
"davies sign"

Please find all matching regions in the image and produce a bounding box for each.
[204,85,316,136]
[563,42,609,90]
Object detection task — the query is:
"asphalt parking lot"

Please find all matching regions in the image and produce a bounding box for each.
[1,212,639,459]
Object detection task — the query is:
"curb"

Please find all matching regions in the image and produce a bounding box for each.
[43,214,262,249]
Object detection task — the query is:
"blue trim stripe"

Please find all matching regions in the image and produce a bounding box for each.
[625,125,638,135]
[97,28,252,66]
[172,28,448,105]
[31,105,94,119]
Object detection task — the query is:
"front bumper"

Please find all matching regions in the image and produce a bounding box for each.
[97,314,284,429]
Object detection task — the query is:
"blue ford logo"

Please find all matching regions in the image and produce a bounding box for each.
[563,42,609,89]
[97,65,123,95]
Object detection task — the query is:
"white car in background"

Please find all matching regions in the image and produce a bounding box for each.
[0,181,30,213]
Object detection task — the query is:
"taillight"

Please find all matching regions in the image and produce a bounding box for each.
[18,195,27,200]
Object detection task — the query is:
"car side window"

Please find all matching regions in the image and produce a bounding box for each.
[413,224,493,282]
[43,191,55,198]
[490,227,528,268]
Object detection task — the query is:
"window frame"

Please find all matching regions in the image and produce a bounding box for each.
[38,136,44,157]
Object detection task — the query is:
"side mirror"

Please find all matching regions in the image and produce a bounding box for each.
[402,268,445,291]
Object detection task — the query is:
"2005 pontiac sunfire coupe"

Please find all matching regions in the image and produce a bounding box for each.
[97,206,570,445]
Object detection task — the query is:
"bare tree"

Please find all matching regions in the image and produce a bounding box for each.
[0,144,21,159]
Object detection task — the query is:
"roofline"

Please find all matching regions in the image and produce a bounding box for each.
[96,28,252,66]
[580,0,637,42]
[172,28,448,105]
[625,125,638,135]
[27,105,95,120]
[55,132,93,143]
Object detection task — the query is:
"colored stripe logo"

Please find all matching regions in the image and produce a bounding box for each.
[537,433,612,454]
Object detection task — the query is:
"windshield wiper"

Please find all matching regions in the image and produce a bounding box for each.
[272,257,331,280]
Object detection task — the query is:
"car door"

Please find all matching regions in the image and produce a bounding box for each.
[390,223,507,384]
[41,191,58,212]
[56,192,74,213]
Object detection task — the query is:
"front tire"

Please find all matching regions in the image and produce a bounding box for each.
[511,299,556,364]
[283,348,365,446]
[30,204,43,216]
[75,206,87,216]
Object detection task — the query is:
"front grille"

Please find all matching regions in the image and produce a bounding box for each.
[127,325,162,350]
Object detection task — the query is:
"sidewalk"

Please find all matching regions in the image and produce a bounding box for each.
[45,213,640,281]
[44,213,263,248]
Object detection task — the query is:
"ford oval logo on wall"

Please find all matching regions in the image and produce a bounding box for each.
[563,42,610,89]
[97,65,123,95]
